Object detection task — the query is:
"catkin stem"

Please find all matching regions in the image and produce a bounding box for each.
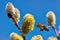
[58,37,60,40]
[11,15,21,31]
[11,15,26,40]
[22,35,26,40]
[52,26,60,40]
[52,26,57,36]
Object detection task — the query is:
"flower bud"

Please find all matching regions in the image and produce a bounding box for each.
[5,2,15,18]
[22,13,35,35]
[31,35,43,40]
[48,36,57,40]
[46,11,56,26]
[5,2,20,23]
[10,32,23,40]
[14,8,20,23]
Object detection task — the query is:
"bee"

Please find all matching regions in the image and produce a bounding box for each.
[36,24,49,31]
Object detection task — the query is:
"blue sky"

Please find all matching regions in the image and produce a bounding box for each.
[0,0,60,40]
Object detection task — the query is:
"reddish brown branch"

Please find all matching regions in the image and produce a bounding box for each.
[52,26,60,40]
[52,26,57,36]
[22,35,26,40]
[11,15,26,40]
[11,15,22,32]
[57,37,60,40]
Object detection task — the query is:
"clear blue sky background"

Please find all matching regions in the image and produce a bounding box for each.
[0,0,60,40]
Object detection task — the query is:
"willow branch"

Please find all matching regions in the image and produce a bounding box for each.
[52,26,60,40]
[11,15,22,32]
[22,35,26,40]
[52,26,57,36]
[57,37,60,40]
[11,15,26,40]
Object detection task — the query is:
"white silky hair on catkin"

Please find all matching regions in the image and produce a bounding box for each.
[23,13,32,19]
[10,32,15,37]
[31,35,43,40]
[15,8,20,18]
[14,8,20,23]
[5,2,15,14]
[46,11,56,25]
[48,36,57,40]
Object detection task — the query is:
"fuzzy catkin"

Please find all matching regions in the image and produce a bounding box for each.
[31,35,43,40]
[5,2,20,23]
[14,8,20,23]
[5,2,15,15]
[46,11,56,26]
[48,36,57,40]
[10,32,23,40]
[22,13,35,35]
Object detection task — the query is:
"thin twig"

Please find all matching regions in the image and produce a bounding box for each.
[11,15,26,40]
[52,26,57,36]
[22,35,26,40]
[57,37,60,40]
[11,15,21,30]
[52,26,60,40]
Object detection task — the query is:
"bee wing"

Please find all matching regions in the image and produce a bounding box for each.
[36,24,45,31]
[44,26,49,31]
[36,24,49,31]
[40,29,44,31]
